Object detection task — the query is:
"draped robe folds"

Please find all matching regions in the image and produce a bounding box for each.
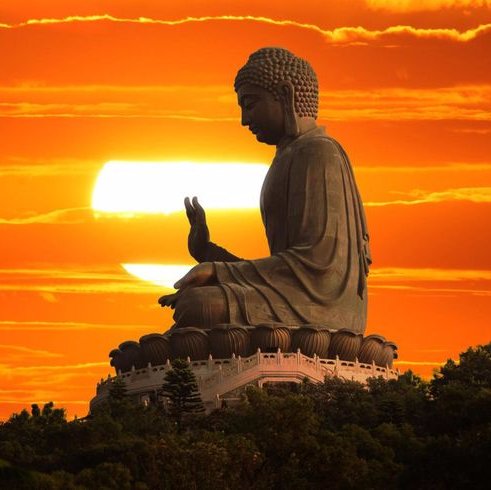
[206,126,371,334]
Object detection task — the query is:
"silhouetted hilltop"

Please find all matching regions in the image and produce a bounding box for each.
[0,342,490,489]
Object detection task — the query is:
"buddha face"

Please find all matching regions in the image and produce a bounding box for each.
[237,83,286,145]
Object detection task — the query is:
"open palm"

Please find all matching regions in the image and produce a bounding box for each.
[185,196,210,262]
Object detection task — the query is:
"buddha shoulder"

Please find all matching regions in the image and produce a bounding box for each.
[291,134,340,168]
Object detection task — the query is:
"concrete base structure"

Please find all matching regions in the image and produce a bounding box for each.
[90,349,399,413]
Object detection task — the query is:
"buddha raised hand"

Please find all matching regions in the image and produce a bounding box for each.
[184,196,243,264]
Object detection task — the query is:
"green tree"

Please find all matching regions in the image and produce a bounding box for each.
[161,359,204,428]
[431,342,491,394]
[427,342,491,435]
[108,376,128,401]
[105,376,132,419]
[31,404,41,418]
[75,462,132,490]
[304,377,378,429]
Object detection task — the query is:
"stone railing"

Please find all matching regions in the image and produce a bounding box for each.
[91,349,399,412]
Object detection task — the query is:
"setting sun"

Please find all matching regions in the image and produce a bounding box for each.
[122,263,192,289]
[92,161,269,215]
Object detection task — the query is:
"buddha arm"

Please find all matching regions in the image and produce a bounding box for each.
[201,242,243,262]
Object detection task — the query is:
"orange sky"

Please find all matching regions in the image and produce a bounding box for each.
[0,0,490,420]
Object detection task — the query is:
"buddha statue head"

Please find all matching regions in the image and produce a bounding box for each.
[234,47,319,145]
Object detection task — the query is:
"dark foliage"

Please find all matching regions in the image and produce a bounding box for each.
[0,342,490,489]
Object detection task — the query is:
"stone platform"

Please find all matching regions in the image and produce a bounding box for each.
[91,348,399,413]
[91,324,399,413]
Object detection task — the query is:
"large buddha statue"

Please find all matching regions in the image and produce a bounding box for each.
[159,47,371,334]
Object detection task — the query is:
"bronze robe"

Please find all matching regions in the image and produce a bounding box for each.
[210,126,371,334]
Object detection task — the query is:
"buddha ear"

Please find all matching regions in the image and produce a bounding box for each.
[278,81,299,138]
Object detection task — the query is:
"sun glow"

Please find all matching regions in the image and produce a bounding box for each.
[92,161,269,215]
[122,264,193,289]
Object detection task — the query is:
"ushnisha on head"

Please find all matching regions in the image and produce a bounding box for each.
[234,47,319,145]
[235,47,319,118]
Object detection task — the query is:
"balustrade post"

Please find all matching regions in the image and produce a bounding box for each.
[237,355,242,373]
[277,347,282,365]
[256,347,261,364]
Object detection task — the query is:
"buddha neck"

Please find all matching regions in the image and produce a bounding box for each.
[276,118,319,152]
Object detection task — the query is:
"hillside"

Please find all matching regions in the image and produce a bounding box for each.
[0,342,490,489]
